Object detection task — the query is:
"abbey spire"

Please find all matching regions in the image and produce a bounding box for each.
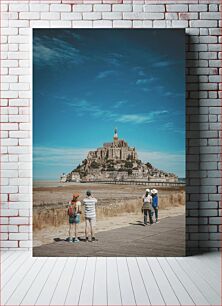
[113,128,118,146]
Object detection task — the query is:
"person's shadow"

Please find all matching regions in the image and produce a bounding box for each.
[129,220,147,226]
[53,237,85,242]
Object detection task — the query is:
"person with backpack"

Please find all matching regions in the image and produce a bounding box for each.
[67,193,82,242]
[141,189,153,226]
[151,189,159,223]
[83,190,98,242]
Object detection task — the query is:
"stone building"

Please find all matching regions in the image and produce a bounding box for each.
[87,128,137,162]
[64,128,178,183]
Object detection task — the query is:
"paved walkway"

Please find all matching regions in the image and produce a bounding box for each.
[33,214,185,257]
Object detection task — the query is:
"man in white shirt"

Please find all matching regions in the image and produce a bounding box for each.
[142,189,153,225]
[83,190,97,242]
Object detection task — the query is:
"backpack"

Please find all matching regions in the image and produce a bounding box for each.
[68,201,79,217]
[68,206,74,217]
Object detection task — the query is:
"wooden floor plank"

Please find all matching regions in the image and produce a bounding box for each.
[1,256,37,305]
[167,257,210,305]
[21,258,56,305]
[0,251,8,257]
[1,253,30,289]
[2,252,22,273]
[188,257,220,294]
[35,257,67,306]
[107,258,122,306]
[176,257,221,305]
[93,257,107,305]
[127,257,150,305]
[50,258,77,305]
[5,258,46,305]
[147,258,179,305]
[1,251,220,306]
[117,257,136,305]
[195,253,220,275]
[78,257,96,305]
[64,257,87,306]
[0,251,14,263]
[157,258,195,305]
[137,257,165,305]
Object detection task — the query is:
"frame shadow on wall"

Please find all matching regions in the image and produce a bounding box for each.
[186,34,209,256]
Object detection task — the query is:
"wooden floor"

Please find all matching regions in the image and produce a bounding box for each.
[1,251,220,305]
[33,215,185,257]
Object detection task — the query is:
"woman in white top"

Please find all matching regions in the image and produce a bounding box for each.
[142,189,153,225]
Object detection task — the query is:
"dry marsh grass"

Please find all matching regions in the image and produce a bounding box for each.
[33,188,185,230]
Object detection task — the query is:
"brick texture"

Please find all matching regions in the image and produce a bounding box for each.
[0,0,221,255]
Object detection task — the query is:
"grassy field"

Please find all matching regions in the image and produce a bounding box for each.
[33,181,185,231]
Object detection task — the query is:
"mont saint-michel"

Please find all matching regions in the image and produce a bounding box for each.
[61,129,178,183]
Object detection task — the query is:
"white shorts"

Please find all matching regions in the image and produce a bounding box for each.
[85,217,96,225]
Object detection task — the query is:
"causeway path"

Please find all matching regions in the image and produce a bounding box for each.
[33,214,185,257]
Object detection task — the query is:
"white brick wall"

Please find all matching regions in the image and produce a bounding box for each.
[1,0,221,254]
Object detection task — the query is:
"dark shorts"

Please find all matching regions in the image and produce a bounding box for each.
[69,214,80,224]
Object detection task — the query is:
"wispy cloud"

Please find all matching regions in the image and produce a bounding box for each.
[136,77,157,86]
[116,111,168,124]
[132,66,146,77]
[34,36,87,67]
[160,121,185,135]
[155,85,165,92]
[66,99,116,120]
[105,52,123,66]
[138,70,145,77]
[70,32,82,41]
[34,146,92,167]
[163,91,184,98]
[153,60,171,68]
[113,100,128,109]
[142,88,151,92]
[67,99,168,125]
[136,79,149,85]
[154,86,184,99]
[138,150,185,177]
[152,58,183,68]
[96,70,116,79]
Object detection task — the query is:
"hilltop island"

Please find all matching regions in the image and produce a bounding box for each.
[61,129,178,183]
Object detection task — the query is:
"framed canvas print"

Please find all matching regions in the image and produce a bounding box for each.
[33,29,185,257]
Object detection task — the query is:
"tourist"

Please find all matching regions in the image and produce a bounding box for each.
[83,190,98,242]
[151,189,159,223]
[142,189,153,225]
[67,193,81,242]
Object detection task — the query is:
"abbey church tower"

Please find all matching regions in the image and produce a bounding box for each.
[113,128,118,146]
[87,128,138,161]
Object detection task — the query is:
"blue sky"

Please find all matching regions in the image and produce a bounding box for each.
[33,29,185,180]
